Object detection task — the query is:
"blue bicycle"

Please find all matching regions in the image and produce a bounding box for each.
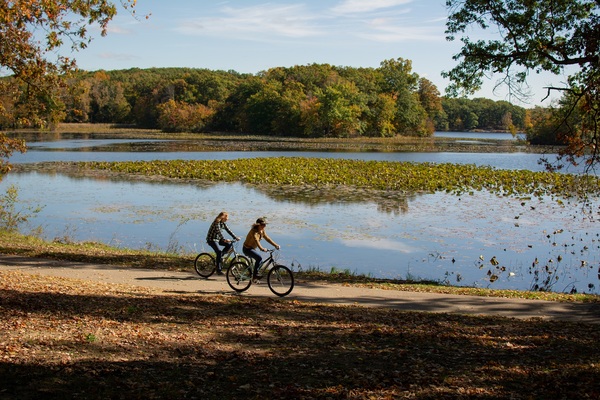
[226,249,294,297]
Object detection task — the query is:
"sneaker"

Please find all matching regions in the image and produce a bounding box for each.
[216,269,224,275]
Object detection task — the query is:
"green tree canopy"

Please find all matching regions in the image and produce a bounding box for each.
[444,0,600,170]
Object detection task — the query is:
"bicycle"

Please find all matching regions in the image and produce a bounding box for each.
[226,249,294,297]
[194,239,249,278]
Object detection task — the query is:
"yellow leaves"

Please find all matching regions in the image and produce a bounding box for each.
[1,0,137,128]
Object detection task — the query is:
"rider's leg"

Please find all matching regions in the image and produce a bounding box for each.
[219,239,233,255]
[207,240,224,272]
[243,247,262,277]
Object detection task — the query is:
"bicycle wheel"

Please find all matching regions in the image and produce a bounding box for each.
[267,264,294,297]
[194,253,216,278]
[226,261,253,292]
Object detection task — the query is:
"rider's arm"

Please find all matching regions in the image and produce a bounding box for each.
[263,232,280,249]
[255,232,268,252]
[222,222,237,240]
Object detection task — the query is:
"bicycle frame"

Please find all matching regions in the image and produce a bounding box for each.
[221,239,243,265]
[255,250,277,277]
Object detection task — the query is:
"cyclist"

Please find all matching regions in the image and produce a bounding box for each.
[243,217,280,280]
[206,211,240,275]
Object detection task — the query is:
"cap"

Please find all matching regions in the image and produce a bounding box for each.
[256,217,268,225]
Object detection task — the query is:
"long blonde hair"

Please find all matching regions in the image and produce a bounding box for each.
[214,211,228,223]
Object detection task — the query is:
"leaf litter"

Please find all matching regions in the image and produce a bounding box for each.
[1,270,599,399]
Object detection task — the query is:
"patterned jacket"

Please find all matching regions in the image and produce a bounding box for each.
[206,221,236,242]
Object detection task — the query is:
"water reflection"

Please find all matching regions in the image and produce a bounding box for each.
[255,185,415,214]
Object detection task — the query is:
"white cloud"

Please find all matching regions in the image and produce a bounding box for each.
[177,4,321,39]
[98,52,139,62]
[332,0,413,14]
[172,1,444,45]
[106,25,133,35]
[360,18,443,42]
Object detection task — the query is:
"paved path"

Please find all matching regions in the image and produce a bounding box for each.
[2,255,599,323]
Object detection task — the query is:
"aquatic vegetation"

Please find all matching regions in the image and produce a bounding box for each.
[78,157,600,200]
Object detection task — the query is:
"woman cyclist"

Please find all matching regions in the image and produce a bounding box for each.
[206,211,240,275]
[243,217,280,280]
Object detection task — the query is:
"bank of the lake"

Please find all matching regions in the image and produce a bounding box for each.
[1,231,597,303]
[2,130,598,295]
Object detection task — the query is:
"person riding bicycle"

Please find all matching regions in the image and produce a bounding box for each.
[206,211,240,275]
[243,217,280,280]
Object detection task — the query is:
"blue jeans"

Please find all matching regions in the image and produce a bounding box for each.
[207,239,232,271]
[243,246,262,276]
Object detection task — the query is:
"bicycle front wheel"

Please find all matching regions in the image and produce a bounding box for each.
[267,264,294,297]
[231,254,250,267]
[194,253,216,278]
[227,261,253,293]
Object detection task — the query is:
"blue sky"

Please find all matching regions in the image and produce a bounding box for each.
[72,0,566,106]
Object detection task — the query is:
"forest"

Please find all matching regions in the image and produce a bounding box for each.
[0,59,530,138]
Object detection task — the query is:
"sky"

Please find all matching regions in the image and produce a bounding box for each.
[70,0,569,107]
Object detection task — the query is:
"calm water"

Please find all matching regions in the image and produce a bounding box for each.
[11,148,555,171]
[8,131,580,173]
[2,134,599,294]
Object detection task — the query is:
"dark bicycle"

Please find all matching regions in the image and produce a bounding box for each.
[194,239,249,278]
[226,249,294,297]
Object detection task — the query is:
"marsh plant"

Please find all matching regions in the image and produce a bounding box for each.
[85,333,97,343]
[0,185,43,232]
[52,224,79,245]
[166,217,191,255]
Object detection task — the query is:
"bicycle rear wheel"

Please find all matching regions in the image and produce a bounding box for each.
[194,253,216,278]
[227,261,253,292]
[267,264,294,297]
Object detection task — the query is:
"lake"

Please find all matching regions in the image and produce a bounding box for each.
[2,133,599,294]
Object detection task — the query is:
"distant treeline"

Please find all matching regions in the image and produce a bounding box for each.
[2,59,529,137]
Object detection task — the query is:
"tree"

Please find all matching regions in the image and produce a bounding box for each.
[379,58,429,136]
[418,78,443,134]
[444,0,600,170]
[245,80,286,135]
[156,99,214,133]
[525,106,561,145]
[314,80,364,137]
[88,71,130,123]
[1,0,140,126]
[364,93,397,137]
[0,0,139,174]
